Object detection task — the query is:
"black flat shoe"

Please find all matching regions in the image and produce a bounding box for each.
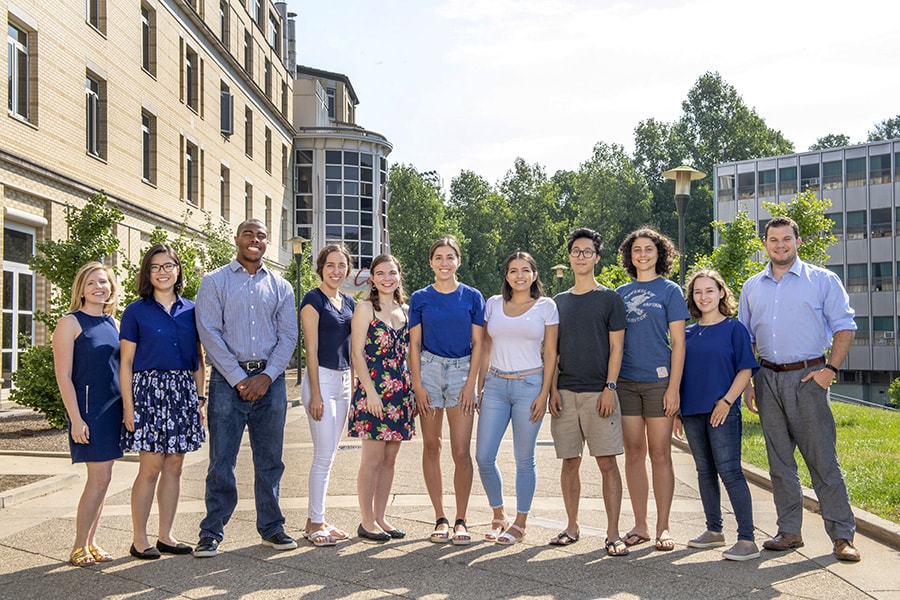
[357,524,390,543]
[130,544,161,560]
[385,529,406,539]
[156,540,193,555]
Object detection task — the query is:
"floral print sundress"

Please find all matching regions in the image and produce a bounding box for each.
[348,315,415,441]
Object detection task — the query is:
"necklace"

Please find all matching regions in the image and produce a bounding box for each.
[697,318,725,336]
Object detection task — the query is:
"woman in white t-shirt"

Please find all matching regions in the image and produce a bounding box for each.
[475,252,559,545]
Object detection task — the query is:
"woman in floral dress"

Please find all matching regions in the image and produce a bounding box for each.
[348,254,414,542]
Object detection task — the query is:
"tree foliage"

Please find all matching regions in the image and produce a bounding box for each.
[867,114,900,142]
[763,190,836,267]
[809,133,851,150]
[386,164,457,293]
[690,210,763,296]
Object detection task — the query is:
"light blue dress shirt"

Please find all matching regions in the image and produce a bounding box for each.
[196,259,298,387]
[738,259,856,364]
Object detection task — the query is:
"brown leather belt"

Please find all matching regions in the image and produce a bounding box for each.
[759,356,825,372]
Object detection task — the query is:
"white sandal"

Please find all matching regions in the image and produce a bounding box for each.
[484,518,509,542]
[307,530,336,547]
[496,524,526,545]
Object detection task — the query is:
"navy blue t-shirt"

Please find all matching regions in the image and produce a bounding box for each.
[119,296,200,372]
[409,283,485,358]
[300,288,355,370]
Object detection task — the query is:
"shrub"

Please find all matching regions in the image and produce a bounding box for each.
[10,343,67,429]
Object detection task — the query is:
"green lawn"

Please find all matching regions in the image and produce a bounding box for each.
[741,402,900,524]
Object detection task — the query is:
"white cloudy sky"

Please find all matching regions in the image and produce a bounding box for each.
[288,0,899,185]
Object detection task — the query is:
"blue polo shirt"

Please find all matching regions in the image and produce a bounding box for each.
[120,296,200,372]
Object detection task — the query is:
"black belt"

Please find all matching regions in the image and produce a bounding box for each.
[239,360,268,371]
[759,356,824,372]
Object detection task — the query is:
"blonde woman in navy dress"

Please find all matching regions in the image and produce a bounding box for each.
[120,245,206,559]
[52,262,123,567]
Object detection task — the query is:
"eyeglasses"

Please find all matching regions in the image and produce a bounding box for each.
[569,248,597,258]
[149,263,178,273]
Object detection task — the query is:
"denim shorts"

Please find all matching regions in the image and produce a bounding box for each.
[419,350,471,409]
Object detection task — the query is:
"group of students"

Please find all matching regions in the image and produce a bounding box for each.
[54,216,862,567]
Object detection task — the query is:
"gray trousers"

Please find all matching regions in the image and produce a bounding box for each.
[755,366,855,541]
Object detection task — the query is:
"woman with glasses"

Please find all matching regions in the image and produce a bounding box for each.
[616,228,689,552]
[475,252,558,544]
[408,235,485,544]
[120,244,206,559]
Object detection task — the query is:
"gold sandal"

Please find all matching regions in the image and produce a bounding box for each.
[69,546,96,567]
[88,544,114,562]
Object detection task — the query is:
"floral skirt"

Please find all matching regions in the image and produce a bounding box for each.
[121,369,205,454]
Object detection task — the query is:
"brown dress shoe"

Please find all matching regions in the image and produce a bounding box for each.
[833,538,861,562]
[762,532,804,551]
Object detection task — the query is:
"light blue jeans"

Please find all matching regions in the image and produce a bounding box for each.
[475,369,544,514]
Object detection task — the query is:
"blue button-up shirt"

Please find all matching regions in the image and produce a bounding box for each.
[119,296,200,372]
[738,259,856,364]
[195,259,298,387]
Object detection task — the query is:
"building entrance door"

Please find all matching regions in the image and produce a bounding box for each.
[2,224,36,389]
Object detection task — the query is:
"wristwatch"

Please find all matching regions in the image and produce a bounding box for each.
[606,382,617,391]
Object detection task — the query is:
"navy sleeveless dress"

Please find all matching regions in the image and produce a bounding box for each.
[68,311,124,463]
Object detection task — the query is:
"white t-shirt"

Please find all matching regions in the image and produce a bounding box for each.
[485,295,559,372]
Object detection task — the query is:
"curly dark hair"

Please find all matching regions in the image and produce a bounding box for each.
[501,251,544,301]
[566,227,603,255]
[685,269,736,319]
[137,244,184,299]
[618,227,677,279]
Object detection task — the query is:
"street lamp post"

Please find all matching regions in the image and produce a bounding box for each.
[290,236,308,385]
[662,166,706,286]
[551,264,569,295]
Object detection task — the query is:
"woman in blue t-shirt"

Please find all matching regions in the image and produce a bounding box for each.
[616,228,688,552]
[409,235,485,544]
[299,244,356,546]
[675,269,760,561]
[120,244,206,560]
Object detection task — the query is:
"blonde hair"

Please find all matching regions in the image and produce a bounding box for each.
[67,262,118,316]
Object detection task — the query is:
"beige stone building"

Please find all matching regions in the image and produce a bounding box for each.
[1,0,296,386]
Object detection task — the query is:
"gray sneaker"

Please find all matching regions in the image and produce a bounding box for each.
[687,531,726,549]
[723,541,760,561]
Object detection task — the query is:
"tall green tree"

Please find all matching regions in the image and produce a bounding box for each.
[386,164,456,293]
[690,210,763,296]
[447,170,511,296]
[809,133,851,150]
[867,115,900,141]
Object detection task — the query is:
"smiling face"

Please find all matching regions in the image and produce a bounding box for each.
[691,276,725,319]
[506,258,537,294]
[234,221,268,267]
[81,268,113,310]
[630,237,659,277]
[568,237,600,277]
[764,225,801,269]
[429,245,460,282]
[321,250,349,292]
[371,258,400,296]
[148,252,179,295]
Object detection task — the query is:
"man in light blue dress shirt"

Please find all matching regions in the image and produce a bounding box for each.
[193,219,299,557]
[739,216,860,562]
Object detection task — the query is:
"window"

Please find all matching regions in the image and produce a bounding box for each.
[264,127,272,173]
[251,0,261,24]
[85,74,105,158]
[281,207,289,249]
[846,157,866,187]
[264,58,272,98]
[800,163,819,192]
[846,210,867,240]
[220,166,230,220]
[184,46,199,111]
[281,144,288,186]
[141,5,156,76]
[737,172,755,199]
[294,149,313,241]
[267,11,280,55]
[2,224,36,389]
[846,263,867,293]
[7,23,31,121]
[872,262,893,292]
[141,112,156,184]
[717,174,734,201]
[219,1,230,49]
[326,88,335,119]
[243,29,252,75]
[220,81,233,136]
[322,149,377,268]
[870,154,891,185]
[778,166,796,196]
[825,264,843,283]
[185,140,199,205]
[822,160,842,190]
[758,169,775,197]
[265,196,272,234]
[244,107,253,157]
[86,0,105,33]
[852,317,869,346]
[825,211,843,242]
[872,208,892,238]
[244,182,253,219]
[281,80,288,116]
[873,316,896,346]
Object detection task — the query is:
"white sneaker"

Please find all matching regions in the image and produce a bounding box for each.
[723,541,760,561]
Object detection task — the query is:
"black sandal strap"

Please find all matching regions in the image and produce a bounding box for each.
[435,517,450,527]
[454,518,467,528]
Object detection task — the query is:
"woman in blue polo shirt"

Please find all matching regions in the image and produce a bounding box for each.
[120,244,206,560]
[409,235,485,544]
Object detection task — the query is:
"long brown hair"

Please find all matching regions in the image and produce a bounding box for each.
[501,251,543,301]
[367,254,406,311]
[685,269,736,319]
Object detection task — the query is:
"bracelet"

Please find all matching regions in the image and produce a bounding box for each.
[198,395,208,403]
[720,397,733,406]
[824,364,839,375]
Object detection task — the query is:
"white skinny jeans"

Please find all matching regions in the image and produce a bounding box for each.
[301,366,351,523]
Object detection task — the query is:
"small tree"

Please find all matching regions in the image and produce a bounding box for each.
[763,189,836,267]
[596,263,630,290]
[889,377,900,408]
[690,210,764,298]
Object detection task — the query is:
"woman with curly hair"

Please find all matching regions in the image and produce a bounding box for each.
[616,228,689,552]
[348,254,414,543]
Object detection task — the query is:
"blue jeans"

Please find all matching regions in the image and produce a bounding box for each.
[475,370,544,514]
[682,402,755,541]
[199,369,287,541]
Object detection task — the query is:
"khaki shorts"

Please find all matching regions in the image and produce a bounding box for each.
[618,379,669,418]
[550,389,623,459]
